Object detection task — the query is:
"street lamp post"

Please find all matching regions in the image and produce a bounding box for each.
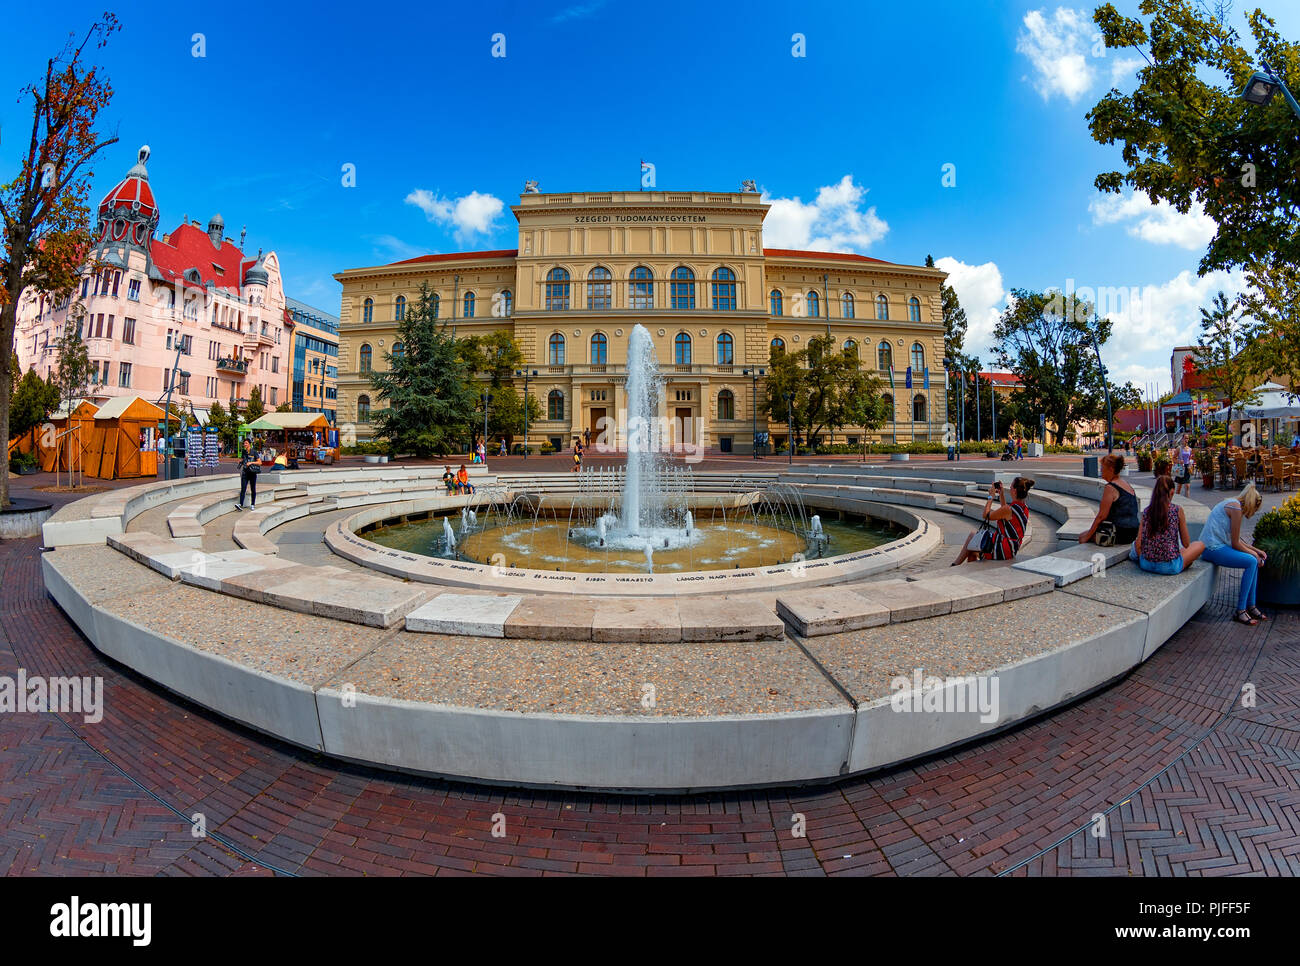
[784,391,794,465]
[944,357,961,460]
[1242,61,1300,120]
[1086,321,1114,453]
[515,368,537,459]
[162,344,190,480]
[743,366,765,459]
[481,390,493,453]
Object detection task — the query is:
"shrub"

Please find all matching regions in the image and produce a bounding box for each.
[1253,493,1300,577]
[9,450,38,473]
[539,442,555,455]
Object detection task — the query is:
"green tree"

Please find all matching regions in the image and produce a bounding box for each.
[51,314,93,425]
[0,15,120,506]
[763,335,886,449]
[459,330,526,388]
[9,367,56,439]
[275,401,292,413]
[993,290,1111,446]
[482,385,541,451]
[369,284,478,457]
[245,385,265,422]
[1196,290,1261,443]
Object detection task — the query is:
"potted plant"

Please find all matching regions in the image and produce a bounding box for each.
[1194,447,1215,488]
[1136,446,1154,472]
[1254,493,1300,607]
[8,450,39,476]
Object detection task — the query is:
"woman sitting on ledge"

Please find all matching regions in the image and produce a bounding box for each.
[1200,483,1268,626]
[1129,475,1204,576]
[952,476,1033,566]
[1078,454,1140,546]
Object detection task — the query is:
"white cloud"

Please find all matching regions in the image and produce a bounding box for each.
[551,0,606,23]
[1107,55,1143,88]
[405,189,505,241]
[761,176,889,252]
[1089,190,1217,250]
[1016,7,1097,103]
[370,234,426,261]
[933,256,1009,360]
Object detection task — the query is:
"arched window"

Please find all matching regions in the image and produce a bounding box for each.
[807,290,820,318]
[547,390,564,421]
[463,291,475,318]
[629,266,654,309]
[841,292,855,319]
[674,332,692,365]
[499,289,512,317]
[716,331,734,365]
[362,298,373,324]
[877,342,892,371]
[770,337,786,356]
[357,394,371,422]
[392,341,405,361]
[843,338,858,361]
[881,393,894,415]
[587,266,611,309]
[590,332,607,365]
[548,332,566,365]
[876,294,889,321]
[770,289,783,316]
[394,295,406,321]
[908,296,921,323]
[359,343,372,374]
[718,389,735,421]
[911,342,925,372]
[670,267,695,309]
[913,394,927,422]
[431,292,440,318]
[545,268,570,310]
[711,267,736,310]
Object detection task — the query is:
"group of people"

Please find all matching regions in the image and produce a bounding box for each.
[1001,435,1027,461]
[442,465,475,494]
[1079,452,1269,627]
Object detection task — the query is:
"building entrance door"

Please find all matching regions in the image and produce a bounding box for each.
[588,408,606,449]
[673,407,694,449]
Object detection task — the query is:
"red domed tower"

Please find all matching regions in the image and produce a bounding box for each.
[95,145,160,250]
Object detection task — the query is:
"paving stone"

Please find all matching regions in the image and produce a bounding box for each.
[1011,554,1097,587]
[503,595,596,640]
[857,578,953,622]
[263,575,427,628]
[914,574,1004,613]
[591,598,683,643]
[406,593,523,637]
[776,587,889,637]
[220,564,349,604]
[957,566,1054,601]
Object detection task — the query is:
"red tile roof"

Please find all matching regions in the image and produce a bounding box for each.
[99,175,157,219]
[150,223,255,291]
[389,249,518,266]
[763,248,891,264]
[980,371,1022,387]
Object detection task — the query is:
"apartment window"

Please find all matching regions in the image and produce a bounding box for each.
[876,294,889,321]
[463,291,475,318]
[587,267,612,309]
[769,289,783,316]
[911,342,925,371]
[177,373,190,395]
[359,343,372,374]
[545,268,570,310]
[395,294,406,321]
[909,296,922,322]
[670,267,695,309]
[101,361,110,385]
[548,332,565,365]
[807,291,820,318]
[127,279,141,301]
[272,356,279,374]
[431,293,440,318]
[112,271,121,297]
[208,339,217,360]
[711,267,736,311]
[842,292,855,319]
[718,389,735,420]
[590,332,607,365]
[270,387,277,406]
[913,394,927,422]
[716,331,734,365]
[547,390,564,421]
[105,315,114,339]
[180,334,192,355]
[122,318,136,345]
[629,266,654,309]
[357,395,371,422]
[80,278,89,299]
[500,289,512,317]
[118,362,132,388]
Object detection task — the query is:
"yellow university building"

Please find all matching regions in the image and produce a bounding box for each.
[335,189,948,454]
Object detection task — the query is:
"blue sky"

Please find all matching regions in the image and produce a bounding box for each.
[2,0,1295,392]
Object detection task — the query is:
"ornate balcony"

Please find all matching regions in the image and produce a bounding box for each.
[215,356,249,376]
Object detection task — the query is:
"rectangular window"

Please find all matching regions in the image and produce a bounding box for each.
[181,334,193,355]
[166,329,173,350]
[270,387,277,406]
[177,373,190,395]
[101,361,110,385]
[272,356,279,374]
[118,362,132,388]
[127,279,141,302]
[105,315,114,340]
[122,318,136,344]
[112,271,121,297]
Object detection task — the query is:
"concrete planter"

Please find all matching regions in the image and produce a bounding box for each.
[1,497,53,539]
[1258,568,1300,607]
[364,454,380,464]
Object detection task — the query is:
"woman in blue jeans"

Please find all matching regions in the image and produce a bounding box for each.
[1199,484,1268,626]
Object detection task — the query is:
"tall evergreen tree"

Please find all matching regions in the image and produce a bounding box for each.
[245,385,265,422]
[369,284,477,456]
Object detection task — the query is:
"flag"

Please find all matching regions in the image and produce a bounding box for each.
[923,367,930,391]
[888,366,895,389]
[905,366,913,390]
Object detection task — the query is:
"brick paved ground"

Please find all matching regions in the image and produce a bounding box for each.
[2,462,1296,876]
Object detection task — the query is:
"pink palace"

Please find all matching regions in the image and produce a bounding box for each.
[14,146,292,421]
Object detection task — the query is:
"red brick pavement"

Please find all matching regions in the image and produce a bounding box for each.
[1,481,1297,876]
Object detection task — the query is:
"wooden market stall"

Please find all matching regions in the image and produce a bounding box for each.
[6,398,99,474]
[86,395,178,479]
[244,412,336,466]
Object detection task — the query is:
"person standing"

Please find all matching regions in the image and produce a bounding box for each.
[477,439,487,465]
[498,437,507,458]
[1175,435,1194,498]
[572,439,583,473]
[1199,484,1268,625]
[237,437,259,509]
